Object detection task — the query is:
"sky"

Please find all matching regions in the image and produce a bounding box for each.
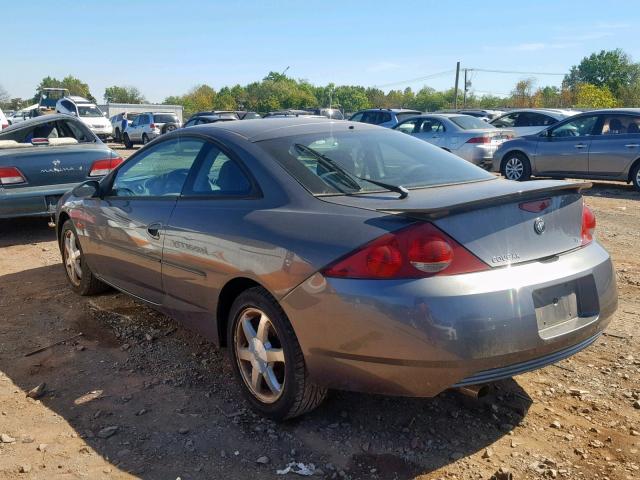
[2,0,639,104]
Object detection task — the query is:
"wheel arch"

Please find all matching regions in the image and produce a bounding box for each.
[627,156,640,182]
[216,277,265,347]
[57,211,71,247]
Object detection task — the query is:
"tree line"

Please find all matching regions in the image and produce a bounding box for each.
[2,49,640,117]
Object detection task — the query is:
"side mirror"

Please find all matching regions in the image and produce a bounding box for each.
[72,180,100,198]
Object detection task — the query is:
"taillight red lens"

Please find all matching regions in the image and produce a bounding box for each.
[0,166,26,185]
[150,123,156,129]
[322,223,488,279]
[581,204,596,245]
[89,157,123,177]
[466,136,491,144]
[519,198,551,213]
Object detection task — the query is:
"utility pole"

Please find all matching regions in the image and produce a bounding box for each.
[453,61,460,109]
[463,68,468,108]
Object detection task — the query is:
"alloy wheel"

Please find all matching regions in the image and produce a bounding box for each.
[504,157,524,180]
[636,168,640,188]
[63,229,82,286]
[234,307,286,404]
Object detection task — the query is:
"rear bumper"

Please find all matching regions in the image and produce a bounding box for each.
[455,144,500,167]
[0,183,78,218]
[281,241,617,397]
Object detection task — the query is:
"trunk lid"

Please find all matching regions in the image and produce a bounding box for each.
[320,178,589,266]
[0,143,115,187]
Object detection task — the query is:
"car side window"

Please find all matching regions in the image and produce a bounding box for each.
[350,112,364,122]
[492,113,517,128]
[550,115,598,138]
[110,138,205,197]
[380,112,392,124]
[515,112,547,127]
[396,119,420,134]
[184,146,252,196]
[598,115,640,135]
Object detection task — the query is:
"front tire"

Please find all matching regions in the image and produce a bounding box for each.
[227,287,327,420]
[631,162,640,192]
[60,220,109,296]
[501,152,531,181]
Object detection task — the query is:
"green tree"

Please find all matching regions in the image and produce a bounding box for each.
[34,75,95,102]
[103,85,146,104]
[618,79,640,107]
[573,83,617,109]
[510,78,536,107]
[564,49,640,97]
[534,86,561,108]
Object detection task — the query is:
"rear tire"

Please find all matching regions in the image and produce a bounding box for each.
[123,133,133,149]
[501,152,531,181]
[227,286,327,420]
[60,220,109,296]
[631,162,640,191]
[142,133,149,145]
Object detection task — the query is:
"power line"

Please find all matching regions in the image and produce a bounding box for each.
[374,69,455,89]
[467,68,566,76]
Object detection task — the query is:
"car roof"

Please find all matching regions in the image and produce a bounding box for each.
[0,113,79,132]
[357,108,421,114]
[189,117,380,142]
[580,108,640,115]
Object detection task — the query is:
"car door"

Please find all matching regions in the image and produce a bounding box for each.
[491,112,519,134]
[86,137,207,304]
[587,113,640,177]
[127,115,139,139]
[534,114,599,175]
[413,118,445,147]
[161,142,261,333]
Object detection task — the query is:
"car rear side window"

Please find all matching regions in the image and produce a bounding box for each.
[183,146,252,196]
[598,115,640,135]
[258,129,494,195]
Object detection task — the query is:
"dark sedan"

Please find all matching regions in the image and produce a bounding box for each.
[0,114,121,219]
[56,118,617,419]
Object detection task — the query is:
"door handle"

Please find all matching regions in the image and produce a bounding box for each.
[147,223,162,239]
[574,143,587,149]
[624,143,640,148]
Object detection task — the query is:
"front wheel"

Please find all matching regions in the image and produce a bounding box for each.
[60,220,109,296]
[501,152,531,181]
[227,287,327,420]
[631,162,640,192]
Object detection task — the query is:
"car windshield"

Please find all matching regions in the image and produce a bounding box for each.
[450,115,493,130]
[153,114,178,123]
[258,129,494,195]
[77,105,103,117]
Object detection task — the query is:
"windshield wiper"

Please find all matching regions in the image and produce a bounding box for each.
[293,144,409,199]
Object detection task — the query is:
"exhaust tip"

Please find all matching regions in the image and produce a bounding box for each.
[454,384,491,399]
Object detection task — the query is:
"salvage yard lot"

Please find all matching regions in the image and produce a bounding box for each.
[0,163,639,479]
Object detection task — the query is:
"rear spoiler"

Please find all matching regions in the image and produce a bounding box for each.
[377,182,592,219]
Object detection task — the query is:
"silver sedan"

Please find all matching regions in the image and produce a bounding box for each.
[394,114,514,167]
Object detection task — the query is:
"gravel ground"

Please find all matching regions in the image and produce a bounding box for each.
[0,161,638,479]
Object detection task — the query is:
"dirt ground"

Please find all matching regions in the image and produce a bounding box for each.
[1,153,639,479]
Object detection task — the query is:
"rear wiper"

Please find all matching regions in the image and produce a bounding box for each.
[294,143,361,191]
[293,143,409,199]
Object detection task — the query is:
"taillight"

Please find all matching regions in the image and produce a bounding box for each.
[1,122,8,130]
[581,204,596,246]
[322,223,488,279]
[466,136,491,144]
[0,166,26,185]
[89,157,123,177]
[150,123,156,129]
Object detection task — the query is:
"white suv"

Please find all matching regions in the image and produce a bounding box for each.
[122,112,181,147]
[56,96,112,140]
[0,108,8,131]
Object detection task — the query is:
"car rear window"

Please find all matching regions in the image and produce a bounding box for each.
[395,112,421,122]
[258,129,493,195]
[450,115,494,130]
[153,114,178,123]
